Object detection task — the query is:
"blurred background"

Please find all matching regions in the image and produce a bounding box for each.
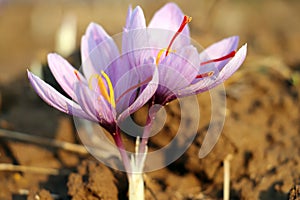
[1,0,299,82]
[0,0,299,199]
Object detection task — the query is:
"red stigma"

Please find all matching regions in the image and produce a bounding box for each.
[165,15,192,57]
[74,70,81,81]
[196,71,214,79]
[116,76,152,104]
[177,15,192,33]
[200,50,236,66]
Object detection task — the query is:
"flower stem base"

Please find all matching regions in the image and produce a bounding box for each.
[129,173,144,200]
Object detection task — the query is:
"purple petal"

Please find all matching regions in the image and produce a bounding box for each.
[199,36,239,71]
[157,45,199,96]
[122,6,151,67]
[124,5,132,30]
[122,10,150,70]
[27,70,94,121]
[113,59,156,114]
[75,82,116,125]
[204,44,247,90]
[122,29,154,77]
[47,53,85,101]
[178,44,247,97]
[113,67,140,114]
[176,75,216,98]
[104,54,132,88]
[117,66,159,122]
[124,6,146,30]
[81,35,98,79]
[81,23,120,80]
[148,2,189,35]
[148,2,190,48]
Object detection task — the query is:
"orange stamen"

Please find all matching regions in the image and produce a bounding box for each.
[165,15,192,57]
[200,50,236,66]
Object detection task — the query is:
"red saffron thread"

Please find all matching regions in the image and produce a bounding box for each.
[200,50,236,66]
[165,15,192,57]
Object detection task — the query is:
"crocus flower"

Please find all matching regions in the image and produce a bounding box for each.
[123,3,247,105]
[122,3,247,159]
[27,23,159,135]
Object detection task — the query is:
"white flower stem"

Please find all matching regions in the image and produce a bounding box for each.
[128,137,148,200]
[223,154,233,200]
[128,105,159,199]
[129,172,144,200]
[115,104,159,200]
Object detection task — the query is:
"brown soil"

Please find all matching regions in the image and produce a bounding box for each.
[0,1,300,200]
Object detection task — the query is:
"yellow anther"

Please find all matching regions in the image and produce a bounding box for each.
[156,48,166,65]
[101,70,116,108]
[156,48,176,65]
[88,74,110,107]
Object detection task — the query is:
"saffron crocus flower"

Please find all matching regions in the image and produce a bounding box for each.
[28,23,159,128]
[27,22,159,165]
[122,3,247,162]
[123,3,247,105]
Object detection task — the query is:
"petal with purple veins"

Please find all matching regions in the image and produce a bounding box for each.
[124,5,132,30]
[117,66,159,122]
[148,2,190,48]
[199,36,239,71]
[113,67,140,114]
[75,82,116,125]
[81,35,98,79]
[81,23,120,80]
[157,45,199,95]
[103,54,131,88]
[124,6,146,30]
[113,59,156,114]
[202,44,247,91]
[178,44,247,97]
[122,32,155,81]
[27,70,93,121]
[47,53,85,101]
[122,6,151,67]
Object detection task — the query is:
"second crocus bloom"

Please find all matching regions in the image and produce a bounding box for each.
[123,3,247,105]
